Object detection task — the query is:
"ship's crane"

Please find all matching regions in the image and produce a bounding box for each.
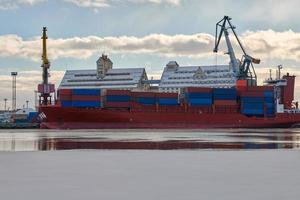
[213,16,260,84]
[37,27,55,106]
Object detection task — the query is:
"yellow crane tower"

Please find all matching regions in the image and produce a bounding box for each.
[38,27,55,106]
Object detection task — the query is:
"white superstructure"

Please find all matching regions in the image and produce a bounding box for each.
[59,68,149,90]
[159,61,236,93]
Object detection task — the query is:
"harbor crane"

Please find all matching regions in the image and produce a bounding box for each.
[213,16,260,85]
[38,27,55,106]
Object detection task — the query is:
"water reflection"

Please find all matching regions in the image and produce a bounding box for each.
[0,129,299,151]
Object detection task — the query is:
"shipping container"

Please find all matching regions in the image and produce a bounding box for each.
[58,89,72,95]
[214,100,237,106]
[247,86,274,91]
[241,97,264,102]
[187,93,212,99]
[59,94,72,101]
[61,101,73,107]
[265,102,275,108]
[106,89,131,96]
[263,91,274,97]
[213,88,237,95]
[72,101,101,108]
[242,109,264,115]
[189,98,212,106]
[240,91,265,97]
[213,94,237,100]
[158,98,178,105]
[236,80,247,87]
[242,102,264,109]
[131,91,156,98]
[72,95,101,101]
[185,87,213,93]
[136,97,156,105]
[106,95,131,102]
[105,102,131,108]
[27,112,38,121]
[72,89,101,96]
[156,92,178,98]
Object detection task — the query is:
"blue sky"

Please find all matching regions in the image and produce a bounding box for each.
[0,0,300,108]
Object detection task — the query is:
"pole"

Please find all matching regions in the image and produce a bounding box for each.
[4,98,7,111]
[11,72,17,111]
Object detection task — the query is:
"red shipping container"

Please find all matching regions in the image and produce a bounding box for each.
[247,86,274,91]
[156,92,178,98]
[186,87,212,93]
[214,100,237,106]
[105,102,130,108]
[59,89,72,95]
[106,89,131,96]
[240,91,265,97]
[131,91,156,97]
[236,80,247,87]
[59,94,72,101]
[72,95,101,101]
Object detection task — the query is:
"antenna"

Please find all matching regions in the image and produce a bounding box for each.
[278,65,283,79]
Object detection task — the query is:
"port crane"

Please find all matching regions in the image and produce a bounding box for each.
[213,16,260,85]
[37,27,55,106]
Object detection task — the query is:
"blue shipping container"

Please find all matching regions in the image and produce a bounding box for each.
[27,112,38,121]
[213,94,237,100]
[241,97,264,103]
[187,93,212,99]
[72,101,101,108]
[242,102,264,109]
[61,101,73,107]
[265,97,274,103]
[72,89,101,96]
[213,88,237,95]
[265,102,275,108]
[189,98,212,106]
[106,95,131,102]
[158,98,178,105]
[137,97,156,105]
[242,109,264,115]
[264,91,274,97]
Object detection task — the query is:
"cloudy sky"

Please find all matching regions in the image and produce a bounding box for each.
[0,0,300,109]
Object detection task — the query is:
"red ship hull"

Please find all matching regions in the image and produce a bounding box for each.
[39,106,300,129]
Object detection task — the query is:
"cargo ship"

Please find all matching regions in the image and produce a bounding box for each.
[37,16,300,129]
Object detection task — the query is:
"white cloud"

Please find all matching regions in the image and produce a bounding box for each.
[0,0,181,9]
[1,29,300,65]
[0,0,45,9]
[0,33,215,61]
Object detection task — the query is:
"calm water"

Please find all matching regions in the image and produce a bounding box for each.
[0,128,299,151]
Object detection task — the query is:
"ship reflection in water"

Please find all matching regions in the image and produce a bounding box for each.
[0,129,299,151]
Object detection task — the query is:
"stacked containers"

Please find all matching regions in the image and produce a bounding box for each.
[185,87,213,106]
[241,93,265,116]
[248,86,275,117]
[71,89,101,108]
[157,93,179,106]
[213,88,238,113]
[213,88,237,102]
[59,89,73,107]
[105,90,131,108]
[131,91,157,106]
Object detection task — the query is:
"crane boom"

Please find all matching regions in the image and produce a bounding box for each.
[213,16,260,83]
